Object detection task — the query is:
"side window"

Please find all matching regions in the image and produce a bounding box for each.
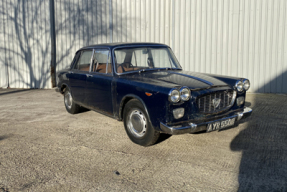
[92,50,112,74]
[73,50,93,71]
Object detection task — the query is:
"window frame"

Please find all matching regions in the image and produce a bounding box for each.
[112,45,182,75]
[90,48,113,75]
[71,49,94,72]
[69,52,81,69]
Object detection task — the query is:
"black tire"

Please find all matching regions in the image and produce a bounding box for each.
[64,88,80,114]
[123,99,160,146]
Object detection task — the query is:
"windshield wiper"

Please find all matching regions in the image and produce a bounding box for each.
[137,68,155,73]
[136,68,182,73]
[165,67,182,70]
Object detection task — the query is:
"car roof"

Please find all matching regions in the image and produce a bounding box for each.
[78,42,170,51]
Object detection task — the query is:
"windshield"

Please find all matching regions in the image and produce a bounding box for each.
[114,47,181,73]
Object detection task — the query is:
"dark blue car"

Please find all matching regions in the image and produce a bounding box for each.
[56,43,252,146]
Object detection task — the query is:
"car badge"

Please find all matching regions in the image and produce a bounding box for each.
[212,98,221,108]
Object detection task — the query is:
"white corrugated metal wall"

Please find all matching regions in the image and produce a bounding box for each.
[0,0,51,89]
[55,0,111,72]
[111,0,287,93]
[1,0,287,93]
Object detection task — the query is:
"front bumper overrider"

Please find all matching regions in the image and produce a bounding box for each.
[160,107,252,135]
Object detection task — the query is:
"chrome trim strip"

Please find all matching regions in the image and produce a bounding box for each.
[160,107,252,135]
[89,49,95,72]
[230,90,237,107]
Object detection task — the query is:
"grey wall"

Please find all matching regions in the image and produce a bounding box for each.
[0,0,52,88]
[1,0,287,93]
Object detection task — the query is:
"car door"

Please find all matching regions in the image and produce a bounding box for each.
[85,49,114,116]
[69,49,93,105]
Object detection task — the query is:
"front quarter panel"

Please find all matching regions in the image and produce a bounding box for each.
[115,76,171,131]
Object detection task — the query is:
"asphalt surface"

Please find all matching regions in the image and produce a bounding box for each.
[0,89,286,191]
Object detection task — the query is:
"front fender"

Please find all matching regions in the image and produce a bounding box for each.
[115,78,170,131]
[119,94,150,122]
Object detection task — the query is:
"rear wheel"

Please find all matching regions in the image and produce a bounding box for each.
[64,88,80,114]
[123,99,160,146]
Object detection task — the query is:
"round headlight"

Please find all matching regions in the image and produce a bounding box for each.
[169,89,180,103]
[180,87,191,101]
[235,80,244,92]
[243,79,250,91]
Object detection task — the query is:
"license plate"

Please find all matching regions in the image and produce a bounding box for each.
[206,118,235,132]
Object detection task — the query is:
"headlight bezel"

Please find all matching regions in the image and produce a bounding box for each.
[179,87,191,101]
[243,79,250,91]
[235,80,244,92]
[169,87,191,103]
[168,88,180,103]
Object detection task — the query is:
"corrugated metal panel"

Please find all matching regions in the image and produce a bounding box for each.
[112,0,172,46]
[55,0,111,72]
[110,0,287,93]
[0,0,51,89]
[0,0,8,88]
[1,0,286,92]
[171,0,287,93]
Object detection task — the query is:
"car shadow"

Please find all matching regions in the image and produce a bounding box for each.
[230,93,287,191]
[0,89,33,96]
[244,101,252,107]
[78,107,90,113]
[0,134,13,142]
[155,133,172,145]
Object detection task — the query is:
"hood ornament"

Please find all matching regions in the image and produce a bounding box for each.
[212,98,221,108]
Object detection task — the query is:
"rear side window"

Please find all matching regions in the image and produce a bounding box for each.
[73,50,93,71]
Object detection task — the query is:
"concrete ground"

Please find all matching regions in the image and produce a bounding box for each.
[0,89,286,192]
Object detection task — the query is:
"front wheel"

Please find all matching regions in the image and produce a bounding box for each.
[123,99,160,146]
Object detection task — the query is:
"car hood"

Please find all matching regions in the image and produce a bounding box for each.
[122,70,234,90]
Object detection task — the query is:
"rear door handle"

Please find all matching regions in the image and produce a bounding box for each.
[86,74,93,78]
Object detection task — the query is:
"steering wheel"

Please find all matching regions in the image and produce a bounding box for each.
[124,62,134,68]
[118,63,134,72]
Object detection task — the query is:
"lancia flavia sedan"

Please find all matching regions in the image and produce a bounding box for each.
[56,43,252,146]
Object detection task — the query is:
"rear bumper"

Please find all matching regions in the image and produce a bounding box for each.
[160,107,252,135]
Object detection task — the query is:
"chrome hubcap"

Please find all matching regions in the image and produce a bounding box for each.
[127,110,147,138]
[64,92,73,109]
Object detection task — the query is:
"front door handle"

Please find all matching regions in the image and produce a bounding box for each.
[86,74,93,78]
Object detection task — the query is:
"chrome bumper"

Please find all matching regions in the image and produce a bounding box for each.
[160,107,252,135]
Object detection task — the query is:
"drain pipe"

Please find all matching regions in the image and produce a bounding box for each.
[49,0,56,87]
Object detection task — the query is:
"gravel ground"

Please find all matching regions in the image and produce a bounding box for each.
[0,89,286,191]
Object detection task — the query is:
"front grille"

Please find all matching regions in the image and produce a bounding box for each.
[197,90,236,114]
